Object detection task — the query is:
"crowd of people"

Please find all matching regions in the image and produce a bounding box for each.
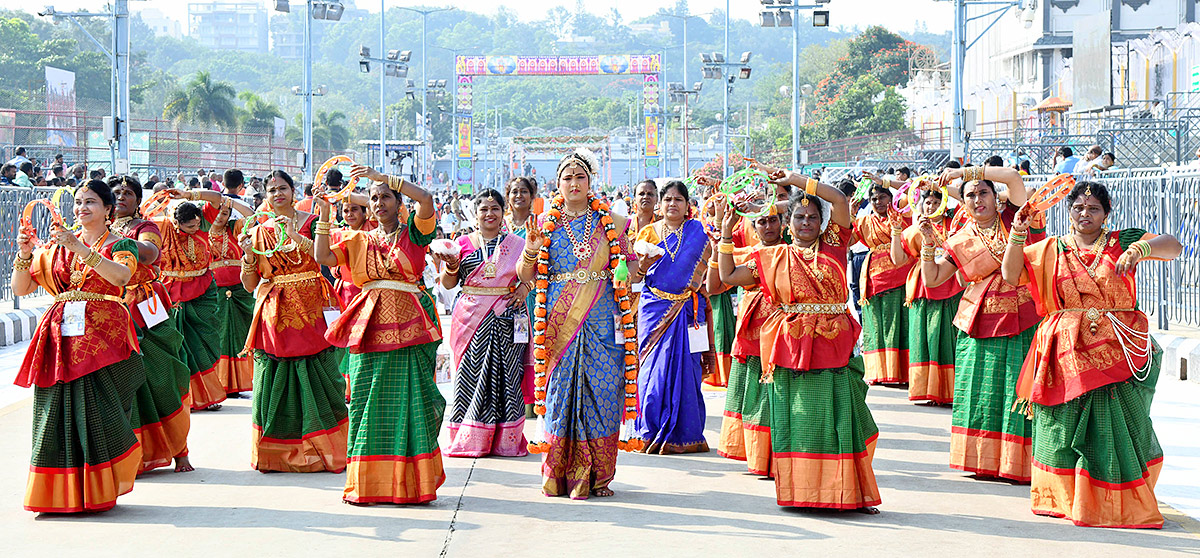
[8,148,1181,530]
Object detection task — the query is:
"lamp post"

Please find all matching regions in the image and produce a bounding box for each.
[276,1,345,180]
[398,6,455,183]
[700,50,753,177]
[38,2,130,171]
[405,79,447,181]
[667,82,703,176]
[949,0,1038,161]
[759,0,830,169]
[358,46,411,170]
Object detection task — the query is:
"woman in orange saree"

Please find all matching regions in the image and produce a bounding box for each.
[854,183,913,385]
[152,197,225,411]
[1002,180,1180,528]
[240,170,348,473]
[12,180,144,513]
[715,209,784,475]
[920,166,1039,482]
[111,176,193,473]
[316,168,445,503]
[890,189,963,404]
[717,169,881,513]
[208,199,255,396]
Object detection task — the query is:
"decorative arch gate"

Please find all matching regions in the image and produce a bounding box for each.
[454,54,662,192]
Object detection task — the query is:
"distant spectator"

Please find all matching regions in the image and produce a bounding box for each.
[69,163,86,182]
[145,179,158,191]
[48,177,62,187]
[1019,160,1032,175]
[15,162,35,188]
[50,164,65,180]
[89,169,105,180]
[944,159,962,170]
[1101,152,1116,169]
[983,155,1004,167]
[1076,144,1106,173]
[6,146,30,167]
[0,163,16,185]
[152,181,169,194]
[53,153,64,166]
[895,166,912,183]
[66,178,77,187]
[223,169,245,197]
[188,176,201,189]
[201,177,212,190]
[1054,147,1080,173]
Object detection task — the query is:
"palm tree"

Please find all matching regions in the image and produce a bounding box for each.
[237,91,284,133]
[313,110,350,151]
[161,71,238,130]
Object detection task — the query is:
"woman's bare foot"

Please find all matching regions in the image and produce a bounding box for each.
[174,456,194,472]
[856,506,880,515]
[591,487,615,497]
[203,404,222,411]
[344,500,375,507]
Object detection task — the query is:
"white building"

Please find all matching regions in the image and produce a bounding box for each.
[905,1,1198,136]
[187,2,269,54]
[138,7,183,39]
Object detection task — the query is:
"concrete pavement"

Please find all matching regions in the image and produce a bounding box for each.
[2,363,1199,557]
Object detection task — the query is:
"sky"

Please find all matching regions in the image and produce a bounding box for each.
[8,0,953,35]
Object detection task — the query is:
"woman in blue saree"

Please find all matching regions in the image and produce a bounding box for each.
[632,180,712,454]
[518,149,640,499]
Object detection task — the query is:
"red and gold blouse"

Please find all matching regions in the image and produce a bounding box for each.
[152,216,213,304]
[752,223,860,373]
[113,218,174,329]
[853,212,913,299]
[243,213,334,358]
[1015,228,1155,406]
[730,246,776,360]
[900,216,964,304]
[15,237,140,388]
[207,220,244,288]
[324,212,441,354]
[943,205,1044,338]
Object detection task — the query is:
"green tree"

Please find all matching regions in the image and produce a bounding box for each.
[313,110,350,151]
[237,91,284,133]
[162,71,238,129]
[814,75,906,140]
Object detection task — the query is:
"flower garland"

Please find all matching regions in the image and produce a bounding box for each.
[528,193,641,454]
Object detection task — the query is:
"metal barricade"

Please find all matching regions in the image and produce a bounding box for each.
[0,186,75,305]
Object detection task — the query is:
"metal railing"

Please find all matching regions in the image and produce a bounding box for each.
[1,186,76,306]
[1028,169,1199,329]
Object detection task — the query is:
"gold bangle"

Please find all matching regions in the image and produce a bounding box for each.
[13,257,32,271]
[445,266,459,275]
[1131,240,1151,259]
[920,246,937,262]
[707,260,720,269]
[805,178,817,197]
[83,249,103,268]
[718,242,736,254]
[387,175,402,193]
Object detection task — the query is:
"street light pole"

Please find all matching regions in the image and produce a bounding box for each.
[398,7,454,184]
[379,0,386,171]
[723,0,729,177]
[951,0,966,160]
[791,12,800,168]
[303,0,313,179]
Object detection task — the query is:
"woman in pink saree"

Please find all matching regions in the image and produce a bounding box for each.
[440,189,532,457]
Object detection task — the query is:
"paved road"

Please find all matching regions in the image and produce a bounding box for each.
[2,352,1198,557]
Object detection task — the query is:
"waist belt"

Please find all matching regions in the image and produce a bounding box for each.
[161,268,208,278]
[55,291,124,304]
[209,259,242,270]
[779,302,846,315]
[649,286,693,301]
[1050,307,1137,320]
[271,271,321,286]
[362,279,421,293]
[461,285,512,296]
[549,269,612,284]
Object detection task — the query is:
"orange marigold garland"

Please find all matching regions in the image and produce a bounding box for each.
[526,193,640,455]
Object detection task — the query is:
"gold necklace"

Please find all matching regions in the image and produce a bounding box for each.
[796,238,823,282]
[661,221,684,261]
[975,218,1007,259]
[505,213,528,235]
[111,216,134,237]
[1070,228,1109,278]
